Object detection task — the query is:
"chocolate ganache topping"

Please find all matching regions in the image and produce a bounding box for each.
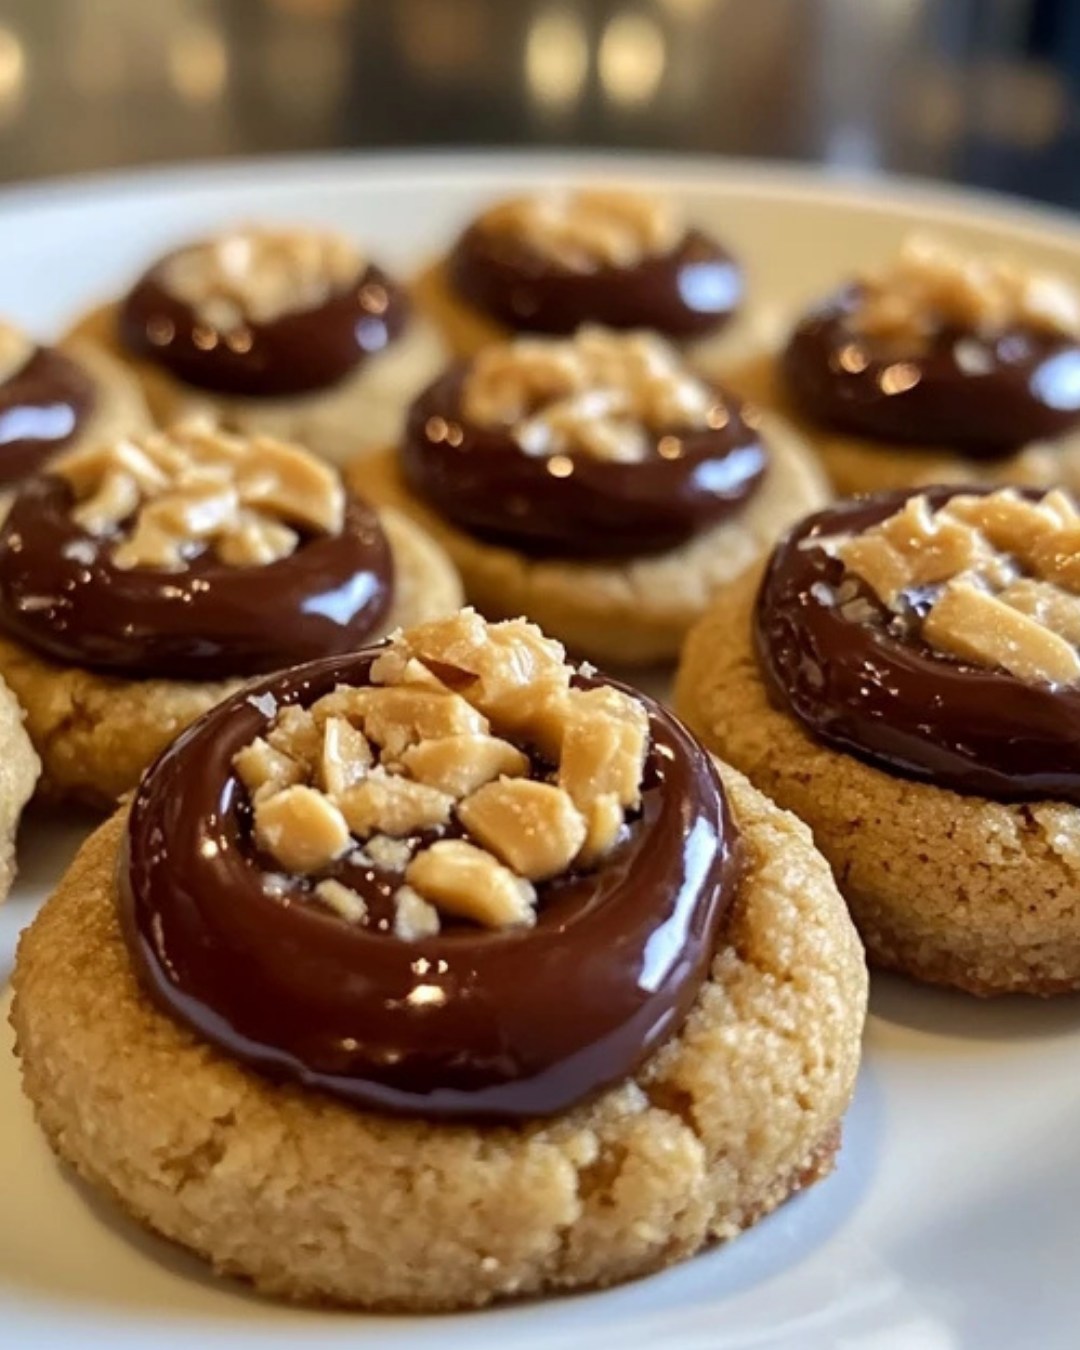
[0,322,96,484]
[450,190,742,339]
[756,484,1080,803]
[783,236,1080,455]
[402,329,766,559]
[0,422,393,679]
[120,611,739,1121]
[120,228,410,398]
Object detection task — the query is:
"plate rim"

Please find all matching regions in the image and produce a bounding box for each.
[0,147,1078,250]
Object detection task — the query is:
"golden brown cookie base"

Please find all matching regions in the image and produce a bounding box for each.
[0,675,39,904]
[723,351,1080,498]
[58,337,153,450]
[65,302,446,464]
[413,258,507,357]
[675,566,1080,996]
[11,768,866,1310]
[347,419,827,667]
[0,509,462,809]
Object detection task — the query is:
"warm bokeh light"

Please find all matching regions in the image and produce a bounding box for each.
[525,6,589,110]
[168,20,229,104]
[0,25,26,119]
[598,12,666,107]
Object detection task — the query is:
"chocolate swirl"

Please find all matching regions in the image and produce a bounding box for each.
[0,478,393,679]
[783,287,1080,454]
[755,487,1080,802]
[401,368,766,558]
[119,655,738,1121]
[0,346,96,484]
[120,261,409,399]
[450,225,742,340]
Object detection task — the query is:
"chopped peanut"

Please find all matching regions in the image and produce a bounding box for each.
[406,840,537,929]
[393,885,442,940]
[315,878,368,925]
[336,767,454,838]
[399,733,529,798]
[253,785,350,874]
[234,736,304,802]
[318,716,373,797]
[558,686,649,813]
[924,580,1080,686]
[457,778,587,882]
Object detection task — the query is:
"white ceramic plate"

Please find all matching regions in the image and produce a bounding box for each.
[2,154,1080,1350]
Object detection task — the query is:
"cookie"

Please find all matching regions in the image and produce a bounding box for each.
[349,328,827,665]
[724,234,1080,496]
[415,187,743,359]
[0,319,149,485]
[12,610,866,1310]
[0,421,462,807]
[676,484,1080,995]
[0,674,39,904]
[66,226,446,464]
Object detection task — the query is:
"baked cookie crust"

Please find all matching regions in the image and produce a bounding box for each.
[348,415,828,666]
[66,302,446,465]
[58,336,152,451]
[676,566,1080,995]
[10,765,866,1310]
[0,675,39,904]
[0,509,462,808]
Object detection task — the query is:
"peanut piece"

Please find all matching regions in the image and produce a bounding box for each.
[1001,579,1080,646]
[315,879,368,924]
[399,733,529,798]
[558,686,648,814]
[406,840,536,929]
[924,580,1080,686]
[576,794,626,867]
[457,778,586,881]
[318,716,372,797]
[253,785,351,874]
[233,737,305,802]
[336,768,454,838]
[267,705,322,764]
[393,885,442,940]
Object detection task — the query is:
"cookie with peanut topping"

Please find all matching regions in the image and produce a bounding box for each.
[11,609,866,1309]
[351,327,827,665]
[723,234,1080,495]
[0,419,461,806]
[415,187,744,364]
[676,483,1080,994]
[0,317,150,484]
[66,225,446,464]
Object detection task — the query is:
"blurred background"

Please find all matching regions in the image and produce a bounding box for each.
[0,0,1078,207]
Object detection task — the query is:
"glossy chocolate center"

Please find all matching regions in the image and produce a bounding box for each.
[450,224,742,340]
[0,477,394,679]
[120,260,410,398]
[400,367,766,559]
[782,286,1080,454]
[119,655,739,1121]
[755,487,1080,802]
[0,346,96,484]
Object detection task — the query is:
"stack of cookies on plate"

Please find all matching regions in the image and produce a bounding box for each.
[5,184,1080,1311]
